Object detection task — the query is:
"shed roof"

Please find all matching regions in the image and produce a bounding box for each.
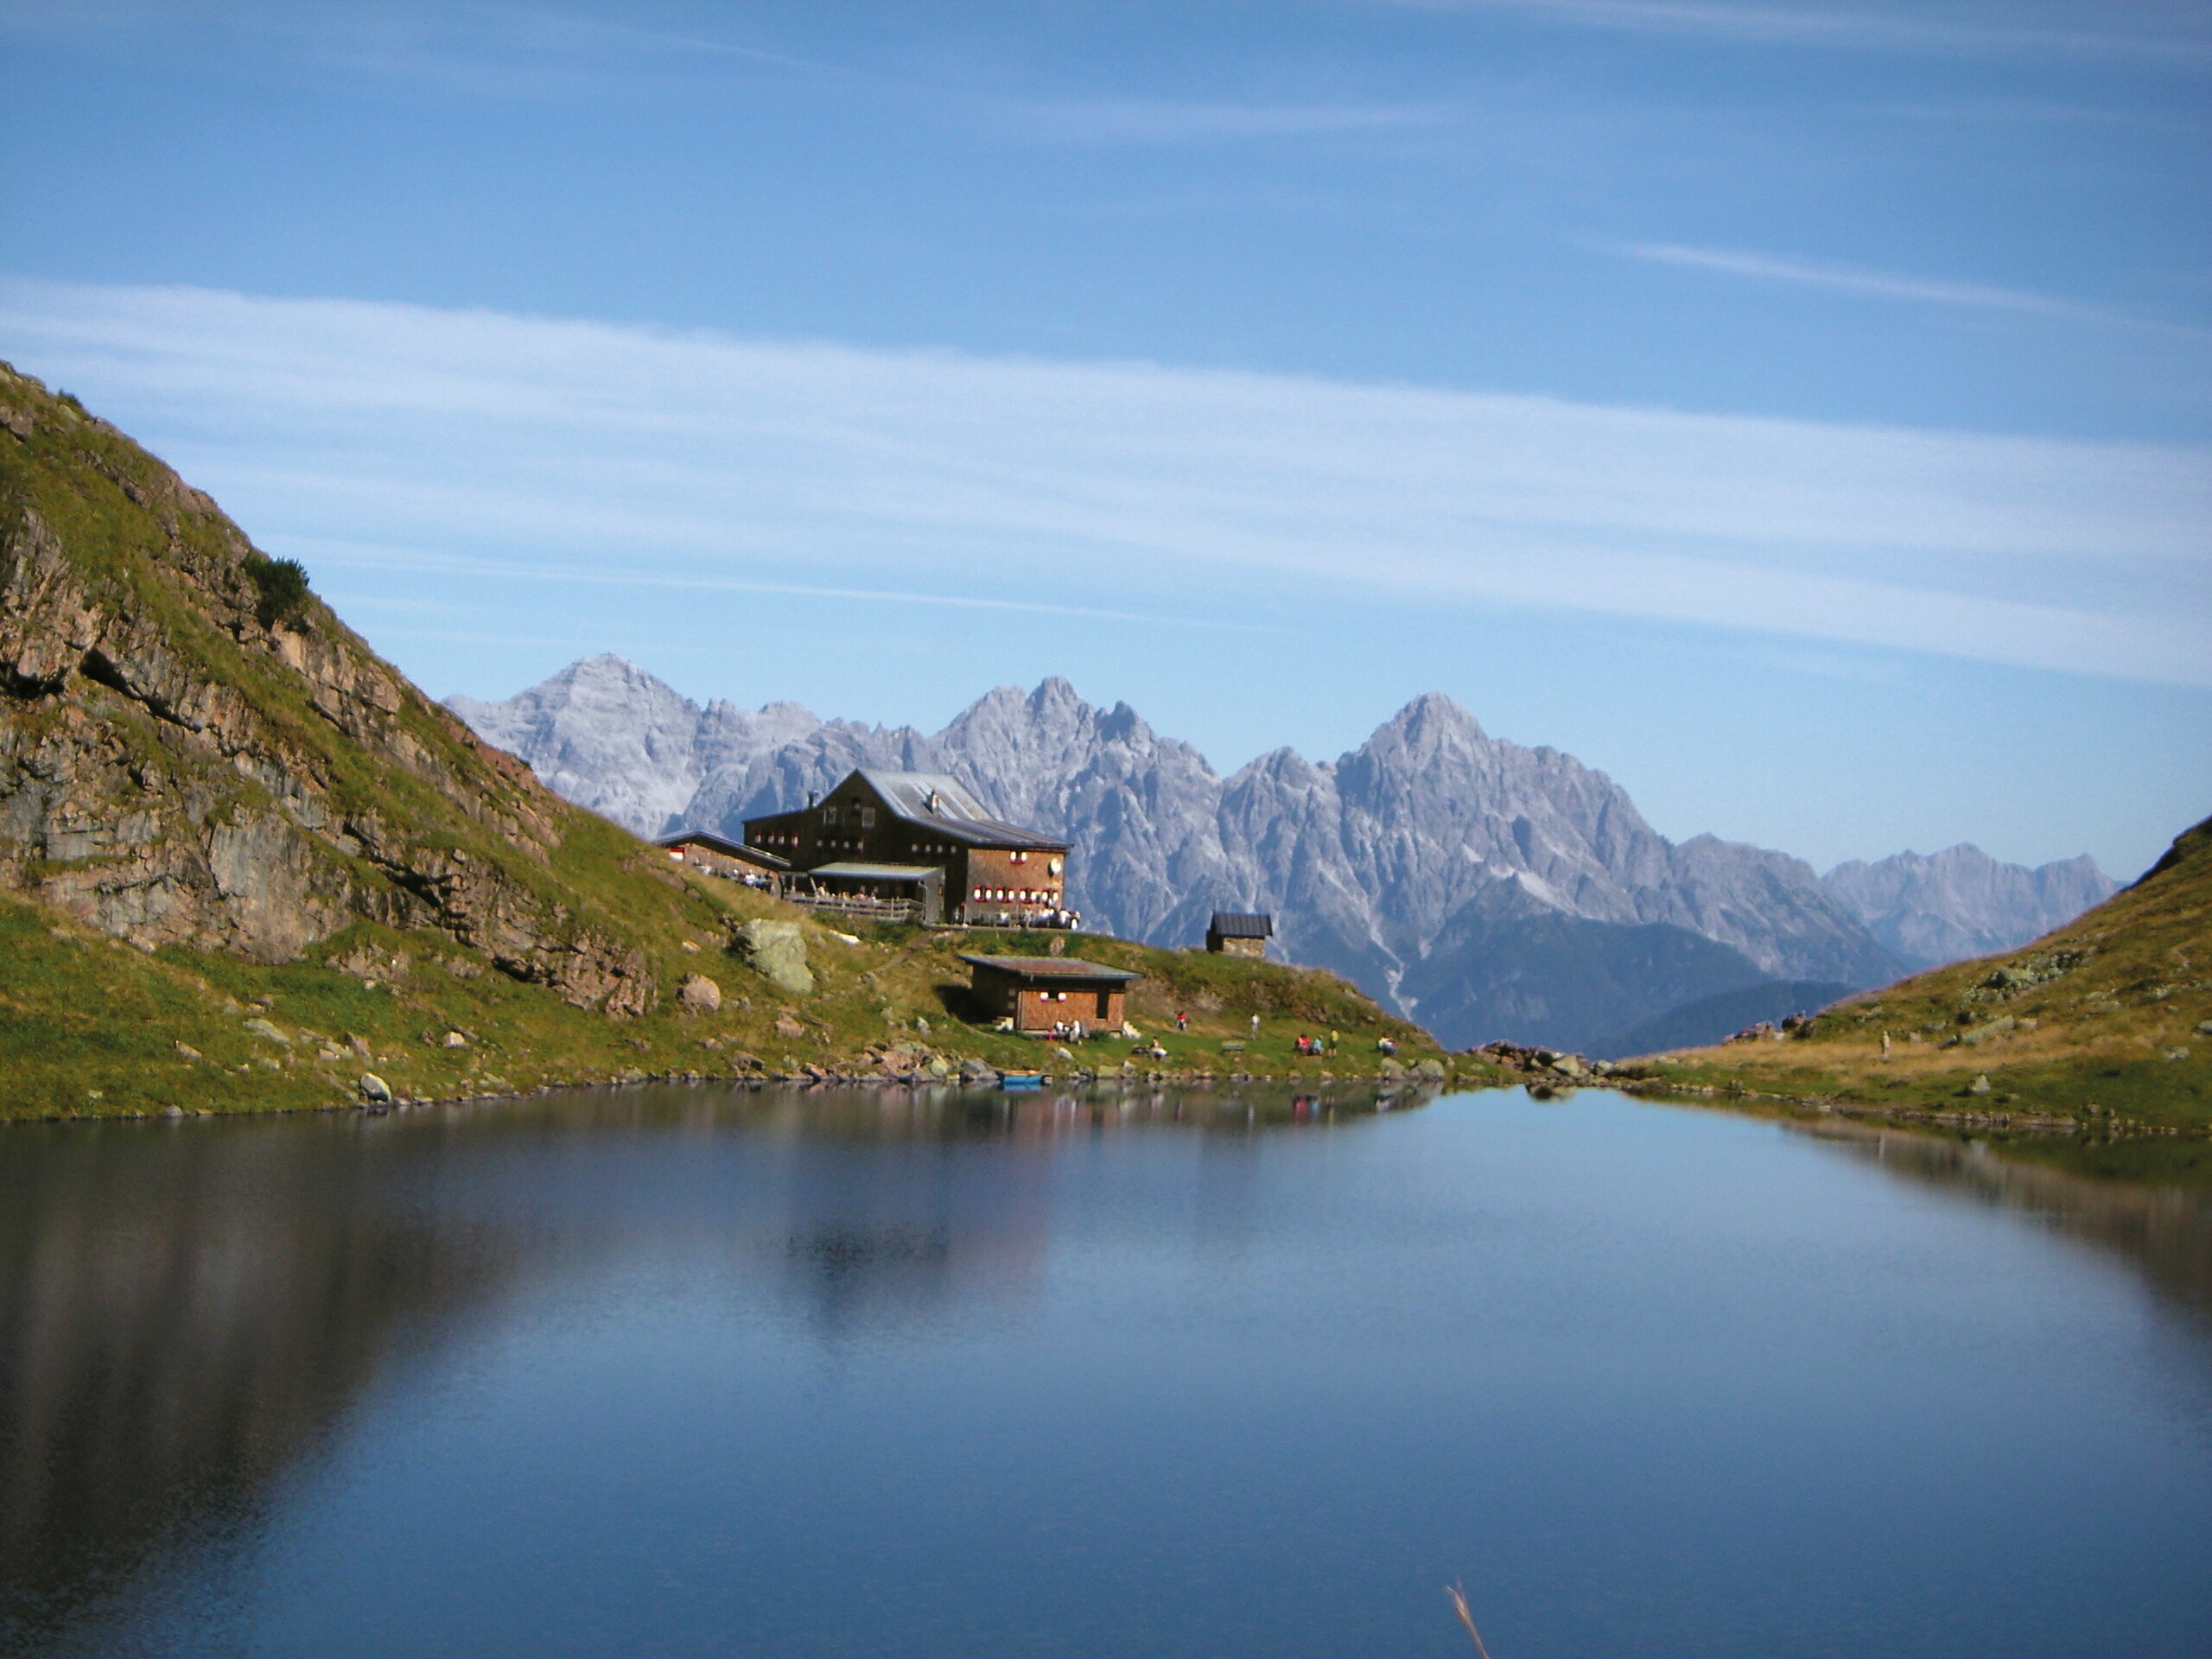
[959,954,1142,984]
[656,830,789,869]
[1209,912,1274,938]
[807,861,944,883]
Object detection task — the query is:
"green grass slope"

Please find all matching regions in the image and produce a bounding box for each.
[1616,815,2212,1137]
[0,365,1463,1119]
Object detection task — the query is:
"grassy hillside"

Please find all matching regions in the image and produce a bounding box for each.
[1614,816,2212,1139]
[0,364,1464,1120]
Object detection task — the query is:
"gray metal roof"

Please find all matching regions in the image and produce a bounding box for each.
[1209,912,1274,938]
[655,830,790,869]
[807,861,944,882]
[854,769,1063,850]
[959,954,1141,983]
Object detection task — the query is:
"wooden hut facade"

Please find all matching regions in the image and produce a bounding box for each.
[747,770,1071,927]
[960,955,1141,1033]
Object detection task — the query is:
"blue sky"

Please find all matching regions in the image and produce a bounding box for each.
[2,1,2207,876]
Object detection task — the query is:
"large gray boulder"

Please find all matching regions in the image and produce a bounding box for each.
[732,920,812,996]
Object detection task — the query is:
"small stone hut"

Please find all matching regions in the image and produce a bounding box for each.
[1205,912,1274,958]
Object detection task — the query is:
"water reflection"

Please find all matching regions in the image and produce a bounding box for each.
[0,1080,1398,1649]
[2,1082,2207,1656]
[1795,1119,2212,1329]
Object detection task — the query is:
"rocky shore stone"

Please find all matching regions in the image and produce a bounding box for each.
[359,1072,392,1103]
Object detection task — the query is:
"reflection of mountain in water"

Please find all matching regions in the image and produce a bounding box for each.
[27,1083,2196,1655]
[1797,1122,2212,1329]
[0,1117,526,1651]
[0,1083,1388,1646]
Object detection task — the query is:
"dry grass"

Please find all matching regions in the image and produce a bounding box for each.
[1446,1581,1493,1656]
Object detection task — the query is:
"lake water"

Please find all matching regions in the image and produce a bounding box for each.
[3,1084,2209,1658]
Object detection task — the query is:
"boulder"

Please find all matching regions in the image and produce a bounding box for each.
[678,973,722,1013]
[1377,1058,1407,1081]
[1413,1057,1447,1082]
[957,1058,999,1084]
[442,1030,468,1048]
[243,1017,289,1045]
[1548,1053,1587,1079]
[359,1072,392,1103]
[733,920,813,995]
[1967,1074,1993,1096]
[774,1010,807,1039]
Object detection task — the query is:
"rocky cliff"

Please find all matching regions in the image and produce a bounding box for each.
[0,365,654,1013]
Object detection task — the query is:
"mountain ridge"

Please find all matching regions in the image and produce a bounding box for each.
[455,655,2109,1050]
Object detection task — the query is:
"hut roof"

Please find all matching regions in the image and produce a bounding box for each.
[1208,912,1274,939]
[655,830,789,869]
[959,955,1141,984]
[855,770,1064,851]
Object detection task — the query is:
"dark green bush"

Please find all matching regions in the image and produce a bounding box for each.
[247,556,310,628]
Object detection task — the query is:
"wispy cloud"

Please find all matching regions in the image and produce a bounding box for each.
[1386,0,2212,66]
[1,277,2205,686]
[1616,242,2202,334]
[292,538,1268,632]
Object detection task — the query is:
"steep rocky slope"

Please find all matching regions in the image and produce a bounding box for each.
[0,364,1444,1118]
[453,658,1903,1048]
[0,369,664,1012]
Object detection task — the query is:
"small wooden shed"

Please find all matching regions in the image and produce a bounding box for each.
[1205,912,1274,958]
[960,955,1141,1033]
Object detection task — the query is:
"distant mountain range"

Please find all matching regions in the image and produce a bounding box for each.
[449,655,2117,1052]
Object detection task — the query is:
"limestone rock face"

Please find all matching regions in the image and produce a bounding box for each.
[1821,845,2118,969]
[678,973,721,1013]
[733,920,812,996]
[0,363,652,1014]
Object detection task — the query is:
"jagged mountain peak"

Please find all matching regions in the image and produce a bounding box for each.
[1357,691,1490,758]
[452,653,2129,1050]
[1821,841,2118,970]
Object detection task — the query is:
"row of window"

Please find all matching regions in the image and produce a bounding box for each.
[970,887,1055,903]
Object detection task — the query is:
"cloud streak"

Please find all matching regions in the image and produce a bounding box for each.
[1,276,2205,685]
[1617,242,2199,334]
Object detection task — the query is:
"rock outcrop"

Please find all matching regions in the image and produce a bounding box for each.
[0,363,654,1014]
[732,919,812,996]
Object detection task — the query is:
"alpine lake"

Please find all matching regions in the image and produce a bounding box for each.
[3,1080,2209,1658]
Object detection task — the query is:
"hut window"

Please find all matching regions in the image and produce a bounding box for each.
[823,806,839,826]
[860,808,876,830]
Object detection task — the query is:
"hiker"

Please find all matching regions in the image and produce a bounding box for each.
[1249,1013,1261,1039]
[1176,1010,1188,1032]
